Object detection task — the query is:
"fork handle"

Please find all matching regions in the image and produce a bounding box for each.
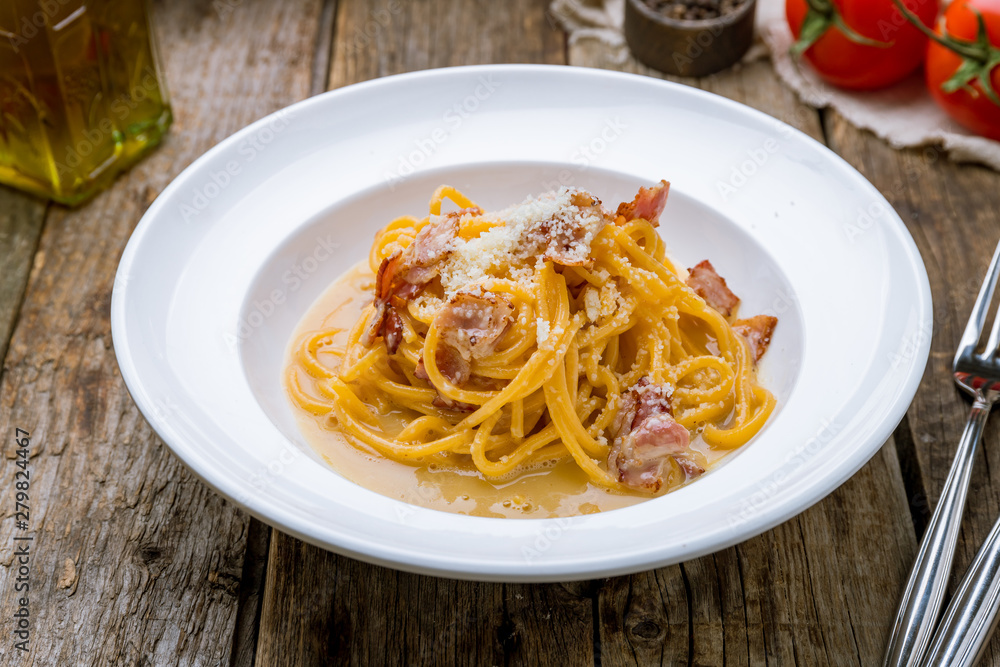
[920,509,1000,666]
[884,399,991,667]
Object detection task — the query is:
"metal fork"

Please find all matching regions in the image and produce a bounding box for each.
[884,239,1000,667]
[920,511,1000,665]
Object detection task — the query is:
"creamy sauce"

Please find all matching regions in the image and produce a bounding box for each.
[286,262,730,519]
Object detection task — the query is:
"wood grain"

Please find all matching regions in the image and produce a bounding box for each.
[571,42,920,665]
[0,0,321,664]
[229,519,271,667]
[259,539,487,666]
[824,109,1000,665]
[326,0,563,88]
[257,534,596,666]
[0,190,46,364]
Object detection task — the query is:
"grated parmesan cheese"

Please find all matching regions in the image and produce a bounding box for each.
[438,187,609,297]
[583,287,601,322]
[536,317,550,344]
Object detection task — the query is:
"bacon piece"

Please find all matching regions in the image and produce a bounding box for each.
[674,456,705,479]
[733,315,778,363]
[383,309,403,355]
[401,212,465,285]
[609,378,702,492]
[610,387,639,443]
[361,251,404,348]
[445,346,471,385]
[435,292,515,362]
[413,356,429,380]
[686,260,740,318]
[415,354,476,412]
[610,377,673,441]
[376,250,402,300]
[542,192,609,267]
[616,180,670,226]
[361,213,466,351]
[435,346,471,386]
[413,345,471,387]
[413,292,513,393]
[390,281,423,309]
[360,300,389,348]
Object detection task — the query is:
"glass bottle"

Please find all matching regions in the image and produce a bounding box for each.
[0,0,171,205]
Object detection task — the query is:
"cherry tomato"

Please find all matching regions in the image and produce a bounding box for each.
[786,0,938,89]
[924,0,1000,141]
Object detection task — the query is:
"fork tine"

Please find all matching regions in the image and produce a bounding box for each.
[958,239,1000,362]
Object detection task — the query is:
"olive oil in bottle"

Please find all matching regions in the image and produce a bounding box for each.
[0,0,171,205]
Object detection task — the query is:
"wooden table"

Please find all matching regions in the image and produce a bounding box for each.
[2,0,999,664]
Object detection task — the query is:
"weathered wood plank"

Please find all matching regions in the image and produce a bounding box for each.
[824,108,1000,665]
[0,0,322,664]
[257,533,597,667]
[327,0,563,87]
[0,190,46,364]
[571,42,919,664]
[310,0,339,99]
[596,565,690,665]
[229,519,271,667]
[255,0,580,665]
[258,539,507,666]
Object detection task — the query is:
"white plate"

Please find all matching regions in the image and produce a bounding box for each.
[111,65,931,582]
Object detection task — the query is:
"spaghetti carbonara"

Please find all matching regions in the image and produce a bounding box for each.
[287,181,777,497]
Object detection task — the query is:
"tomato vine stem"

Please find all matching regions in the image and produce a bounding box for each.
[791,0,894,57]
[891,0,1000,106]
